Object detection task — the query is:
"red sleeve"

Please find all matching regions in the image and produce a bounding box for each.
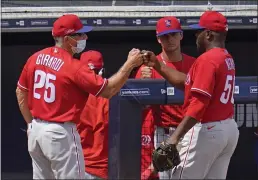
[17,58,31,91]
[191,59,216,98]
[185,92,210,121]
[74,64,108,96]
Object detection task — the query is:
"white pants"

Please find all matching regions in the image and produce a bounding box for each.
[28,119,85,179]
[171,118,239,179]
[85,171,102,179]
[154,126,176,179]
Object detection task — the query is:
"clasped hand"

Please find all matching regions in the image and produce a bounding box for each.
[127,48,158,68]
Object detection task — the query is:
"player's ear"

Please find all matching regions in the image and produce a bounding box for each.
[157,37,161,44]
[63,36,69,44]
[206,30,213,41]
[179,32,183,40]
[65,36,76,46]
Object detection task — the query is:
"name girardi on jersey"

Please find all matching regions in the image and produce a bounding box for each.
[36,53,64,72]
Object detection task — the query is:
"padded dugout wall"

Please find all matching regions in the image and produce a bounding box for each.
[2,29,258,179]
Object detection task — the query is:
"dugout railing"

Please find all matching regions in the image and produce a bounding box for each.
[108,76,258,179]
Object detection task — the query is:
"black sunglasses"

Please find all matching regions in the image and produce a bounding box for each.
[69,33,86,37]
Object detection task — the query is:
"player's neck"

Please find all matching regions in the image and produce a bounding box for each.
[162,49,182,62]
[206,42,225,51]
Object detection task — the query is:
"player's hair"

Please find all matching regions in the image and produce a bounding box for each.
[54,37,63,47]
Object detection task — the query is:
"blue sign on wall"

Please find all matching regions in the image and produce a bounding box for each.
[1,16,257,29]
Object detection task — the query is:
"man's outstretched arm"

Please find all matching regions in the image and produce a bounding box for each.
[143,51,186,90]
[154,60,186,90]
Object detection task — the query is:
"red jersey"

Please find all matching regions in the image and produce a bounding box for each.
[17,46,107,123]
[77,95,109,179]
[140,108,156,179]
[136,53,196,127]
[184,48,235,122]
[135,53,195,179]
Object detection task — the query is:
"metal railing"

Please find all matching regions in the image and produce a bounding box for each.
[2,0,257,7]
[2,5,257,19]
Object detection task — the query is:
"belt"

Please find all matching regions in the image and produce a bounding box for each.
[33,118,68,124]
[159,126,177,134]
[201,117,234,124]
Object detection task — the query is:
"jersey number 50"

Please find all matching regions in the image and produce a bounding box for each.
[33,70,56,103]
[220,75,235,104]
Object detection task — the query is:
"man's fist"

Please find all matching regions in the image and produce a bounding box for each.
[141,66,153,79]
[141,50,158,68]
[127,48,143,68]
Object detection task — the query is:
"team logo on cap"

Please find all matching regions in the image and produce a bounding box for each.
[165,20,171,27]
[64,29,75,35]
[88,63,95,70]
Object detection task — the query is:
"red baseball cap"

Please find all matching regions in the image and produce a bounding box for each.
[189,11,228,32]
[52,14,93,37]
[80,50,104,69]
[156,16,182,37]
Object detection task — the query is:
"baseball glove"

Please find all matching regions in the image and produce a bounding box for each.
[152,142,181,172]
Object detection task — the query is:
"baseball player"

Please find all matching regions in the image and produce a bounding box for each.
[79,51,157,179]
[77,50,109,179]
[139,109,157,180]
[16,14,143,179]
[135,16,196,179]
[144,11,239,179]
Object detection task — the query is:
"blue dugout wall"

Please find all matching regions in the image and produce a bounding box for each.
[108,77,258,179]
[1,28,257,179]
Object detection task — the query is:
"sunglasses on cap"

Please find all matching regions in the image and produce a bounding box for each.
[69,33,87,37]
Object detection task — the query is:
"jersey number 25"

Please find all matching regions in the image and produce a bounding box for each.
[33,70,56,103]
[220,75,235,104]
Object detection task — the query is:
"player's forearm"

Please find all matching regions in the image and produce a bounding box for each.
[100,61,135,99]
[16,87,33,124]
[154,60,186,90]
[167,116,198,145]
[167,94,210,144]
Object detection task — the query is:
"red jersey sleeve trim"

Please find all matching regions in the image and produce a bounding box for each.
[95,78,108,96]
[191,88,211,97]
[17,82,29,91]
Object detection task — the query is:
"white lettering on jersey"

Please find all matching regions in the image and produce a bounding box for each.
[225,58,235,70]
[36,54,64,71]
[185,73,190,85]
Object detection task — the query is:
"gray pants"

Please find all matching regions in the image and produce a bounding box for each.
[171,118,239,179]
[28,119,85,179]
[85,171,102,179]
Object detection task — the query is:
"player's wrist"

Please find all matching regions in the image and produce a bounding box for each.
[166,137,179,146]
[153,60,161,71]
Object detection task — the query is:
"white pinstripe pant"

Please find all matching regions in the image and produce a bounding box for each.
[170,119,239,179]
[85,171,103,179]
[28,119,85,179]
